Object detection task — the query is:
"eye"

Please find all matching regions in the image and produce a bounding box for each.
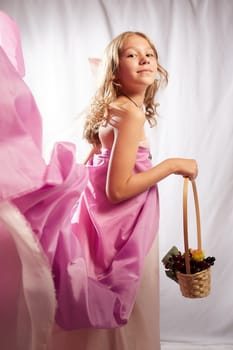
[146,52,155,57]
[127,53,137,58]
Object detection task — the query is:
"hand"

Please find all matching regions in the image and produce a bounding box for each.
[169,158,198,180]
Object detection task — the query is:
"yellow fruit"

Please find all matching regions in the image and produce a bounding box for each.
[191,249,205,261]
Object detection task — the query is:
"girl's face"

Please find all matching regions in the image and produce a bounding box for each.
[116,34,158,92]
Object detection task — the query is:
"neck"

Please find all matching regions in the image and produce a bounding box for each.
[122,93,144,109]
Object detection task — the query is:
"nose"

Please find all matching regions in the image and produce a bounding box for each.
[139,55,150,65]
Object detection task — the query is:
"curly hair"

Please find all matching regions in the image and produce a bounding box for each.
[83,31,168,146]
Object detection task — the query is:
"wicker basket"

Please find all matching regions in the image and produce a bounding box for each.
[176,178,211,298]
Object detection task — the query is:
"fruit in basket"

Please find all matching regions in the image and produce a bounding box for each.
[190,249,205,261]
[162,246,216,283]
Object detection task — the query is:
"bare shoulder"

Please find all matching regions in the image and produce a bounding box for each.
[108,100,145,129]
[99,98,145,149]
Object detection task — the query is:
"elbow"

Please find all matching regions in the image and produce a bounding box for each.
[106,187,126,204]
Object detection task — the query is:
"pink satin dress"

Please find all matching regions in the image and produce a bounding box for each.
[0,10,160,350]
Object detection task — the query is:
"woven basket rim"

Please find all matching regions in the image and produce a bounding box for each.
[176,267,211,278]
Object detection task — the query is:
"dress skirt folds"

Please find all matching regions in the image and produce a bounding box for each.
[50,235,160,350]
[0,11,160,350]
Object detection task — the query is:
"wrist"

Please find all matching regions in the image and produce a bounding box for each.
[166,158,177,175]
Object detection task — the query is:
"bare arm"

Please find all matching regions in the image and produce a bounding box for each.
[105,106,198,203]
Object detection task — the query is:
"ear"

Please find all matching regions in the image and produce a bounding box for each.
[88,57,101,80]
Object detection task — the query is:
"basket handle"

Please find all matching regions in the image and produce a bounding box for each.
[183,178,202,274]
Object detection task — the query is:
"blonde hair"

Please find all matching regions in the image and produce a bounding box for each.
[83,31,168,146]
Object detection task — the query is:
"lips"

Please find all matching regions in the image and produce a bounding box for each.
[137,69,153,73]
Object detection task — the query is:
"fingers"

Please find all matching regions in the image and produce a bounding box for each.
[175,158,198,179]
[193,160,198,179]
[185,160,198,180]
[107,115,121,128]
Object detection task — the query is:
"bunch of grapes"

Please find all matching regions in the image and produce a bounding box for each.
[162,246,216,282]
[165,253,215,275]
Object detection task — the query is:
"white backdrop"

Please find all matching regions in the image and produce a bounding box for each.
[0,0,233,348]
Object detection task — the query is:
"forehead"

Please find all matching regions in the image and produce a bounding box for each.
[120,34,152,52]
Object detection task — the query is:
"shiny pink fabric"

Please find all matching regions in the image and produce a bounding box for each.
[12,144,159,330]
[0,12,56,349]
[0,10,159,339]
[0,11,25,77]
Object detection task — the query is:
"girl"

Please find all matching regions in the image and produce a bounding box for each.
[51,31,198,350]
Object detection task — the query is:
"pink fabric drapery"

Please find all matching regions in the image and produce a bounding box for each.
[0,11,24,77]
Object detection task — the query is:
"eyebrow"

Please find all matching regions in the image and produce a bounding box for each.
[121,46,154,53]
